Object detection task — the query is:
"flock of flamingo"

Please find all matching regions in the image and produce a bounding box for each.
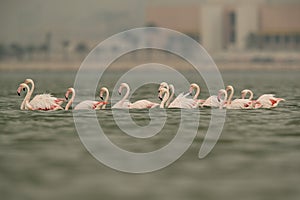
[17,78,285,111]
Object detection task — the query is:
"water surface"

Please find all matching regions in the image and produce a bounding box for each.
[0,70,299,200]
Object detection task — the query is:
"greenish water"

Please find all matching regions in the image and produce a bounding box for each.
[0,70,300,200]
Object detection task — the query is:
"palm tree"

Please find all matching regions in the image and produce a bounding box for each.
[39,44,49,60]
[10,43,24,61]
[26,44,35,60]
[61,40,70,61]
[0,44,6,60]
[75,42,89,59]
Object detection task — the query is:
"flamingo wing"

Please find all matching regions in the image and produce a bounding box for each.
[255,94,285,108]
[112,100,131,109]
[257,94,275,102]
[29,94,62,110]
[202,95,221,107]
[269,98,285,107]
[130,100,159,109]
[227,99,254,109]
[74,100,98,110]
[169,93,198,109]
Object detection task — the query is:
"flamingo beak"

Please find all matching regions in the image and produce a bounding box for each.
[189,88,193,95]
[100,96,104,100]
[17,92,20,96]
[65,95,68,100]
[23,88,25,91]
[217,94,221,102]
[159,96,162,101]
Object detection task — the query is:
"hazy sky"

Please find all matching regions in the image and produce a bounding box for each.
[0,0,297,46]
[0,0,150,45]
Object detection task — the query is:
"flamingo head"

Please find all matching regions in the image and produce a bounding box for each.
[118,83,128,95]
[159,82,168,90]
[225,85,233,92]
[158,88,167,101]
[118,87,122,95]
[158,89,163,100]
[24,79,33,84]
[99,90,104,100]
[217,89,226,102]
[65,88,74,100]
[17,83,28,96]
[189,83,198,96]
[189,86,194,95]
[99,87,108,100]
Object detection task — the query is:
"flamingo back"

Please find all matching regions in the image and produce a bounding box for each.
[130,100,159,109]
[29,94,62,110]
[74,100,99,110]
[168,93,199,109]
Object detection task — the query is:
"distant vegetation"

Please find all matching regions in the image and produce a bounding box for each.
[0,32,91,62]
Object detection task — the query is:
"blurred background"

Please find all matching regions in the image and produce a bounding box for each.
[0,0,299,70]
[1,1,300,200]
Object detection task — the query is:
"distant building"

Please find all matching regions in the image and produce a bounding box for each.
[146,0,300,52]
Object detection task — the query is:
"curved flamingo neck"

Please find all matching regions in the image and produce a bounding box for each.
[101,87,109,109]
[166,84,174,107]
[223,90,228,108]
[120,83,130,104]
[247,90,254,100]
[23,84,33,110]
[26,79,35,101]
[192,84,200,100]
[219,89,228,109]
[160,88,170,108]
[227,86,234,104]
[21,79,34,109]
[65,88,75,110]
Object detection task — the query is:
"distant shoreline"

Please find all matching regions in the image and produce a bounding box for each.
[0,60,299,72]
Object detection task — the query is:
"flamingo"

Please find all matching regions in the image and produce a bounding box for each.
[241,89,254,100]
[225,85,254,109]
[216,89,228,109]
[189,83,206,106]
[158,82,175,107]
[21,79,65,109]
[99,87,110,109]
[254,94,285,109]
[241,89,285,108]
[64,87,108,110]
[111,83,131,109]
[17,83,63,111]
[201,94,222,108]
[158,87,199,108]
[158,87,170,108]
[216,87,253,109]
[112,83,159,109]
[241,89,258,106]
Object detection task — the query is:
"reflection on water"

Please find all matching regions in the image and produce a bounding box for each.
[0,70,300,200]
